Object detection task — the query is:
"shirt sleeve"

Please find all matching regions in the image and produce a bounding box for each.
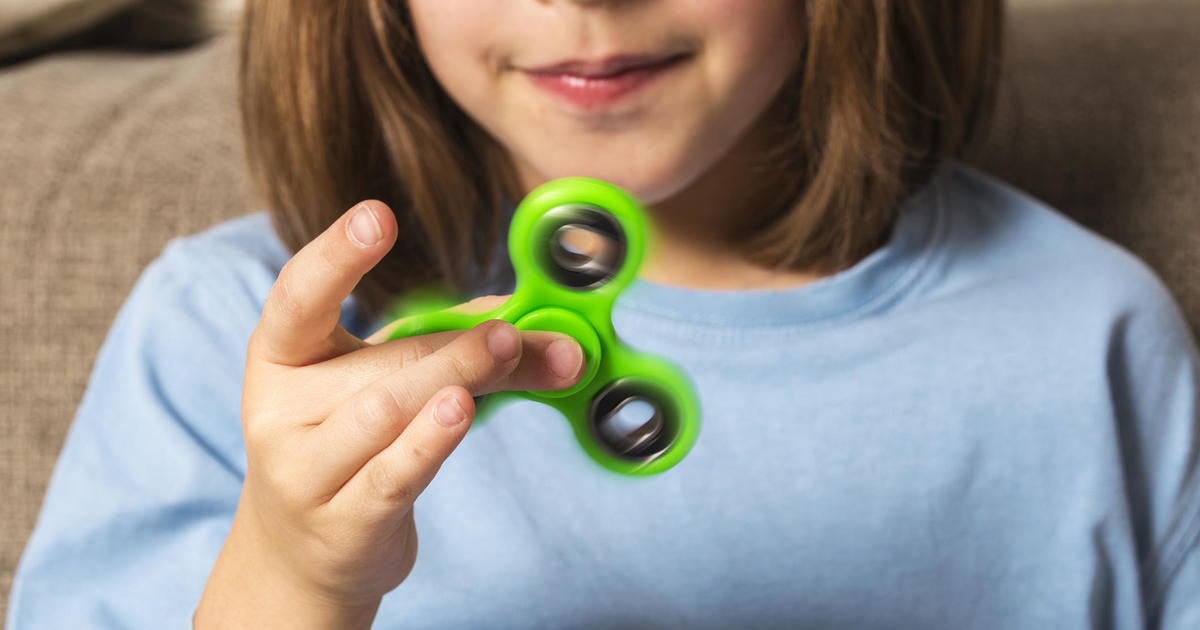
[5,237,262,628]
[1107,269,1200,629]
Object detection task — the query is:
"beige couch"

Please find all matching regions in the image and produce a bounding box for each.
[2,0,1198,619]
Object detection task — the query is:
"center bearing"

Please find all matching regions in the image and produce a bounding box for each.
[513,307,602,399]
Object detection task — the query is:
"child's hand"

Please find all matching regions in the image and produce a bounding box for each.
[195,201,585,629]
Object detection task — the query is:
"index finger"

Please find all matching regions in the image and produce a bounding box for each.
[251,200,397,367]
[364,294,512,345]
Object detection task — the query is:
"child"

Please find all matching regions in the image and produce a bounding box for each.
[9,0,1199,628]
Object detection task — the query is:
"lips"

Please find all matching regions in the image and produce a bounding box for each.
[521,53,690,110]
[524,53,688,78]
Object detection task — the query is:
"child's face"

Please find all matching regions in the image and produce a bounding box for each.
[408,0,804,204]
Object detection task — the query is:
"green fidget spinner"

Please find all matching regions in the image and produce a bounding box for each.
[383,177,700,476]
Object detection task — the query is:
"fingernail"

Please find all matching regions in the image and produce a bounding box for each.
[486,323,520,362]
[348,205,382,247]
[546,338,583,380]
[435,394,467,427]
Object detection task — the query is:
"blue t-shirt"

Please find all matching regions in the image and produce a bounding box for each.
[8,162,1200,628]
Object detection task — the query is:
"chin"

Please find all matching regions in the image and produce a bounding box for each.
[527,152,705,206]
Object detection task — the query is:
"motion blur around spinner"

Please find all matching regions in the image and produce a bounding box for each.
[382,178,701,476]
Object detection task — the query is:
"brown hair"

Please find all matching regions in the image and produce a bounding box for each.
[239,1,1004,323]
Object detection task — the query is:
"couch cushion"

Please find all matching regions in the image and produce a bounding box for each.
[0,0,242,61]
[0,36,251,614]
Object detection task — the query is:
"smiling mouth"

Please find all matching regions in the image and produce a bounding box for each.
[521,53,691,111]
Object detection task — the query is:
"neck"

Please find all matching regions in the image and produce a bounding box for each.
[638,233,824,290]
[635,113,822,291]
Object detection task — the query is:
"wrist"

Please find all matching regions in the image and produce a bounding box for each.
[196,505,381,630]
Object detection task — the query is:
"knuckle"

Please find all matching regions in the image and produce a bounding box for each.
[437,351,479,387]
[241,393,293,448]
[406,440,435,465]
[247,329,280,365]
[273,267,305,323]
[352,387,402,435]
[259,460,306,505]
[398,343,421,367]
[241,410,279,452]
[365,461,417,505]
[398,338,437,367]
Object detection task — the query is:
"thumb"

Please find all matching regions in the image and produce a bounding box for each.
[250,200,396,366]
